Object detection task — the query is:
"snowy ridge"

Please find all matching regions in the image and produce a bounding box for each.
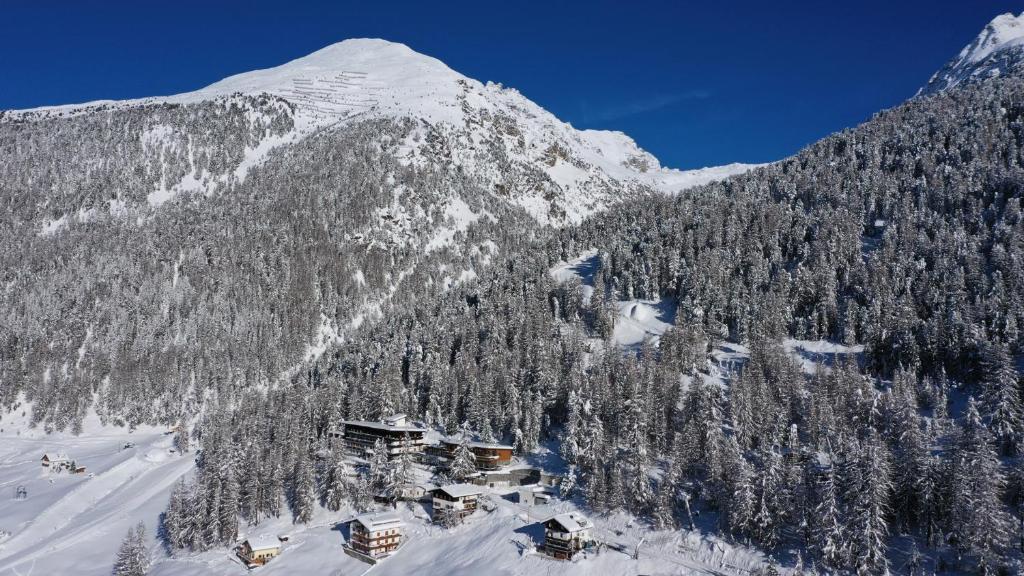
[6,39,753,225]
[920,12,1024,96]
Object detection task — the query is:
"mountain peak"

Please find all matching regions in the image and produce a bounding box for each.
[187,38,467,123]
[198,38,461,97]
[919,12,1024,96]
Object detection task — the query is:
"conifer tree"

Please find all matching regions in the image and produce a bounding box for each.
[848,431,891,576]
[980,341,1023,456]
[449,433,478,481]
[368,438,392,494]
[949,398,1011,572]
[811,462,847,570]
[324,452,349,512]
[113,522,149,576]
[292,449,315,524]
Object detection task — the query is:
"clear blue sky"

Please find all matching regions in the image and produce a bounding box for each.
[1,1,1018,169]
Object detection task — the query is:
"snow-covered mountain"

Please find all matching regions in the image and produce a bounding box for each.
[919,11,1024,96]
[0,40,754,429]
[13,39,751,226]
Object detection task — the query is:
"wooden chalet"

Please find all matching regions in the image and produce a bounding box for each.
[542,512,594,560]
[237,535,281,567]
[329,414,428,459]
[349,511,404,559]
[431,483,484,523]
[433,437,514,471]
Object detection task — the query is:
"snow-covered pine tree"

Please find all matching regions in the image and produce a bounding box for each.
[219,466,240,544]
[163,478,188,550]
[980,341,1023,456]
[368,437,392,494]
[560,464,578,500]
[811,459,847,570]
[386,433,415,502]
[351,470,373,513]
[291,448,315,524]
[848,431,891,576]
[949,397,1012,572]
[324,452,349,512]
[723,437,755,541]
[651,458,679,530]
[264,452,284,519]
[201,472,221,550]
[113,522,149,576]
[449,431,478,481]
[752,445,782,549]
[174,426,190,454]
[889,395,927,532]
[623,380,654,513]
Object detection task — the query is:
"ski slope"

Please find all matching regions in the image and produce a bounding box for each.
[0,420,195,576]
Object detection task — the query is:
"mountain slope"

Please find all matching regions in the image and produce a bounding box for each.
[0,40,750,430]
[11,39,751,226]
[920,11,1024,96]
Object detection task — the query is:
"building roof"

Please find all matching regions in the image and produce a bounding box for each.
[341,419,427,434]
[353,511,404,532]
[244,535,281,552]
[434,483,484,499]
[42,452,69,462]
[384,413,408,425]
[547,512,591,533]
[440,436,513,451]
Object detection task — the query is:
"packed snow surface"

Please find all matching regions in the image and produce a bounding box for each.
[0,419,195,575]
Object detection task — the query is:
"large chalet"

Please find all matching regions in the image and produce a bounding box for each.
[348,511,404,559]
[329,414,428,459]
[431,484,484,524]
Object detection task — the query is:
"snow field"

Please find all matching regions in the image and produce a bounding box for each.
[0,424,195,575]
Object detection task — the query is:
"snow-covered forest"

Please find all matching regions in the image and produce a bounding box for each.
[4,17,1024,576]
[147,71,1024,574]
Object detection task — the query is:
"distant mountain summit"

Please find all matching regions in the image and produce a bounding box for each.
[10,38,751,225]
[920,12,1024,96]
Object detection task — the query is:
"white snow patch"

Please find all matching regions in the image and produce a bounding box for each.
[426,196,480,251]
[38,214,69,236]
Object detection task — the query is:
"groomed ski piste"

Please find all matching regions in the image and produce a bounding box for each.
[0,409,194,575]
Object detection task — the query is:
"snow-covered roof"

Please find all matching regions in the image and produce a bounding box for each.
[434,483,484,499]
[42,452,69,462]
[547,513,591,533]
[353,511,404,532]
[342,419,427,434]
[441,436,513,451]
[384,413,408,425]
[244,535,280,552]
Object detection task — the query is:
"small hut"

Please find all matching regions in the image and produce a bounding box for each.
[237,535,281,567]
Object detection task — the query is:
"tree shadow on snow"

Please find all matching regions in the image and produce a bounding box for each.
[788,343,864,371]
[566,252,601,286]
